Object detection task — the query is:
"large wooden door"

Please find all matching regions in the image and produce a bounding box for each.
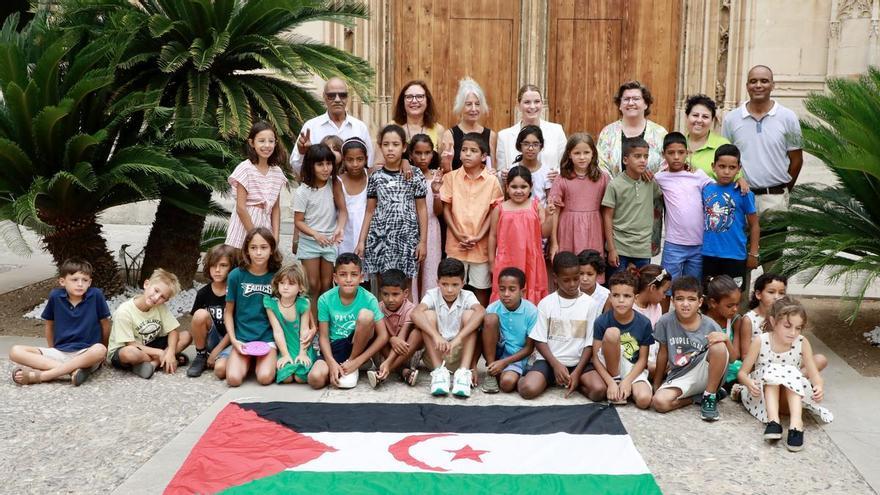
[392,1,520,133]
[547,0,682,136]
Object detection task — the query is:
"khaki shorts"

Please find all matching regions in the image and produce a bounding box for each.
[39,347,102,372]
[597,347,649,384]
[659,346,727,399]
[755,190,789,215]
[420,338,465,370]
[462,261,491,290]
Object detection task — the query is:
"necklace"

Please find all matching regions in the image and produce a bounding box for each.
[279,299,296,309]
[557,291,582,309]
[405,122,425,141]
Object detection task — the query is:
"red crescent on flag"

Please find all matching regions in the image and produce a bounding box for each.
[388,433,454,472]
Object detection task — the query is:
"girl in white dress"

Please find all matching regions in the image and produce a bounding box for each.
[738,297,832,452]
[337,138,368,255]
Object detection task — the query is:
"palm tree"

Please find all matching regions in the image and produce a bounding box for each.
[0,13,214,293]
[58,0,374,285]
[761,68,880,321]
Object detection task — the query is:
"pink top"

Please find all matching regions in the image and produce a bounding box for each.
[224,160,288,248]
[654,169,712,246]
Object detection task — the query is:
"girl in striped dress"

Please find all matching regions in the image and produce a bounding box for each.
[225,121,290,249]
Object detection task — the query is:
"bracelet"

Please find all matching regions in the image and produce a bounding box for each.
[748,252,760,259]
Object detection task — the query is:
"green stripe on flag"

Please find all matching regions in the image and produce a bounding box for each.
[222,471,662,494]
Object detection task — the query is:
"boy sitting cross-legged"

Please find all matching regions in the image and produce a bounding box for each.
[371,269,424,388]
[107,269,192,379]
[411,257,485,398]
[651,276,734,421]
[518,252,601,400]
[582,271,655,408]
[308,253,389,389]
[10,258,110,386]
[480,267,537,394]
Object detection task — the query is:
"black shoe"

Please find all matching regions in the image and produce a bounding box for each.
[763,421,783,441]
[187,352,208,377]
[786,428,804,452]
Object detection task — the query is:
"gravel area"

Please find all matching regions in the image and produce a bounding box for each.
[0,361,226,494]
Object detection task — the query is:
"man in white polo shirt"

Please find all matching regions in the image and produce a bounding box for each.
[722,65,803,215]
[290,77,373,176]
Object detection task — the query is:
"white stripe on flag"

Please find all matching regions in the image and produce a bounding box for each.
[288,432,649,475]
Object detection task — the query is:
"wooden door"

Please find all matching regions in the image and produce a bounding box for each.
[392,0,520,133]
[547,0,682,137]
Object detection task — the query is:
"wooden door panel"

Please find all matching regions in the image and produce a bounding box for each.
[552,18,622,137]
[554,0,623,20]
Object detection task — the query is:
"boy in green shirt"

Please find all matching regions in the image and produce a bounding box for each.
[308,253,389,389]
[601,137,662,277]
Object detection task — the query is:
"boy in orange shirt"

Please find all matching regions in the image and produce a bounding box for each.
[440,132,504,306]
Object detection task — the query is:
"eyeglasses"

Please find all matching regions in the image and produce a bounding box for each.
[521,142,542,150]
[325,92,348,100]
[622,96,643,103]
[404,94,426,102]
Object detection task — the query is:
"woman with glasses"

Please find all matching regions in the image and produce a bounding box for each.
[596,81,668,177]
[496,85,567,179]
[391,80,445,147]
[440,77,497,171]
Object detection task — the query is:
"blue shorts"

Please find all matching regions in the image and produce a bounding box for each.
[319,334,354,363]
[206,323,233,359]
[297,235,338,263]
[495,346,525,375]
[527,360,594,386]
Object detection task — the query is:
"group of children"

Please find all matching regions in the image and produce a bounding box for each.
[9,121,832,453]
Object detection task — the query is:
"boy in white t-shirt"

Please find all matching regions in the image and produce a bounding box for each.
[518,252,601,400]
[578,249,610,312]
[411,258,485,398]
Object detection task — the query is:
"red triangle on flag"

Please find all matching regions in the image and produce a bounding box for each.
[165,403,336,494]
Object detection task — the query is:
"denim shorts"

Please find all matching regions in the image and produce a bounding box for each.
[297,235,338,263]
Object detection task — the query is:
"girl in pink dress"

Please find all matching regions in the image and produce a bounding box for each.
[548,133,609,261]
[488,166,554,304]
[409,134,442,299]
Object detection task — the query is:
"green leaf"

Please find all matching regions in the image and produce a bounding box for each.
[158,41,190,73]
[0,42,28,89]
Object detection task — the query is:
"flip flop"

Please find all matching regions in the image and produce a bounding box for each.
[71,367,92,387]
[131,362,155,379]
[401,368,419,387]
[12,366,41,386]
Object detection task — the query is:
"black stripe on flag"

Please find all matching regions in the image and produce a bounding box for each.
[238,402,627,435]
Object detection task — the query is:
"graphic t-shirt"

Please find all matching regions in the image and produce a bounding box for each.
[529,292,600,367]
[191,284,227,336]
[592,311,655,364]
[226,267,274,343]
[487,299,538,364]
[702,182,756,260]
[652,312,722,381]
[107,298,179,356]
[318,286,383,341]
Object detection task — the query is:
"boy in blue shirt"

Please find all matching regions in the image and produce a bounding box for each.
[308,253,389,389]
[702,144,760,290]
[582,271,655,408]
[480,267,537,394]
[10,259,110,386]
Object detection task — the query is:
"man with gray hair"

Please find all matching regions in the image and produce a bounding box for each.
[290,77,373,175]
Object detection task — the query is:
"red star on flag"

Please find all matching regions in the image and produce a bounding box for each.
[445,444,490,462]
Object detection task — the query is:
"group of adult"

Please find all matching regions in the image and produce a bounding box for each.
[293,65,802,258]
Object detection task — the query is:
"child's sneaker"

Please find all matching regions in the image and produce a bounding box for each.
[451,368,472,398]
[132,362,155,380]
[367,370,380,389]
[337,370,359,389]
[700,392,719,421]
[763,421,783,441]
[430,362,451,396]
[786,428,804,452]
[187,351,208,377]
[481,374,500,394]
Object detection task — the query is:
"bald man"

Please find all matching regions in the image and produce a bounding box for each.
[721,65,803,216]
[289,77,373,175]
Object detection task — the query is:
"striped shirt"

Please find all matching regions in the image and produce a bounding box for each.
[224,160,287,248]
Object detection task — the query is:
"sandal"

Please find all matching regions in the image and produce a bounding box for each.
[401,367,419,387]
[176,354,190,367]
[71,367,92,387]
[12,366,42,386]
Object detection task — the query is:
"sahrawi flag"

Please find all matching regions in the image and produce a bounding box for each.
[166,402,660,494]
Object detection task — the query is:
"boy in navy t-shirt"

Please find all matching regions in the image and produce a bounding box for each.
[582,271,655,408]
[702,144,760,290]
[10,259,110,386]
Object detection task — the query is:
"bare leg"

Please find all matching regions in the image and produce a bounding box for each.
[308,360,330,389]
[190,310,212,350]
[764,384,781,423]
[651,388,694,413]
[175,331,193,354]
[705,343,729,394]
[518,370,548,400]
[349,309,376,362]
[302,258,322,320]
[214,357,228,379]
[10,344,106,382]
[580,370,607,402]
[225,349,252,387]
[481,314,500,373]
[601,327,622,377]
[499,370,521,393]
[785,387,804,430]
[631,381,653,409]
[254,348,278,385]
[319,259,335,297]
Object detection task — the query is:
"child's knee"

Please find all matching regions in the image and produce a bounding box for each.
[356,309,375,327]
[602,327,621,342]
[651,393,673,413]
[483,314,499,331]
[814,353,828,371]
[119,346,148,363]
[226,373,243,387]
[518,377,543,400]
[500,373,519,392]
[256,371,274,385]
[177,331,193,347]
[707,342,728,361]
[9,345,32,361]
[192,309,212,329]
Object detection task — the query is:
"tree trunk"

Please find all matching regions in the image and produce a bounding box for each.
[140,186,211,289]
[41,214,125,296]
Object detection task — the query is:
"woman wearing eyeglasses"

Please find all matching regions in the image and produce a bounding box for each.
[596,81,668,177]
[391,80,445,147]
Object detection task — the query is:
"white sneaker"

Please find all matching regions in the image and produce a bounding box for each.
[430,362,451,396]
[337,370,358,389]
[451,368,472,398]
